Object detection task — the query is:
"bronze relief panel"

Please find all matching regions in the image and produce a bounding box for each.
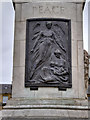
[25,18,72,90]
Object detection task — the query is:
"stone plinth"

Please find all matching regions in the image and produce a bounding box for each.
[13,1,85,99]
[2,98,88,118]
[2,0,89,119]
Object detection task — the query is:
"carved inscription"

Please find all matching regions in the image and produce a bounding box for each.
[25,18,72,89]
[33,5,64,15]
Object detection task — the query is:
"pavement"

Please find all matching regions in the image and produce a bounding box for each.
[0,110,2,120]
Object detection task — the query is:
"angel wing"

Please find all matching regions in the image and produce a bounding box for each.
[33,22,40,30]
[53,24,66,53]
[54,24,65,35]
[32,22,41,40]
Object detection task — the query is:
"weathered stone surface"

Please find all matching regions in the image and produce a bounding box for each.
[76,3,83,22]
[76,22,83,40]
[13,41,25,67]
[20,41,25,66]
[12,67,26,97]
[77,42,85,98]
[13,41,20,67]
[71,22,83,41]
[71,22,77,41]
[4,104,88,109]
[71,67,79,97]
[2,117,89,120]
[78,66,86,98]
[72,40,78,67]
[13,0,85,3]
[74,40,86,98]
[2,108,88,118]
[78,40,84,67]
[2,98,88,119]
[15,22,26,41]
[15,4,22,22]
[5,97,88,106]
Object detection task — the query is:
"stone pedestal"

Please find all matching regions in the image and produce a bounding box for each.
[2,0,89,119]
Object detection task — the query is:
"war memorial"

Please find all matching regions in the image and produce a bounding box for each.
[2,0,89,119]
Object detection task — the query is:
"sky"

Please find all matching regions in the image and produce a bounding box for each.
[83,0,88,52]
[0,0,15,84]
[83,0,90,53]
[0,0,89,84]
[88,1,90,55]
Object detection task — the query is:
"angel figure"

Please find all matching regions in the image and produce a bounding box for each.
[30,21,66,80]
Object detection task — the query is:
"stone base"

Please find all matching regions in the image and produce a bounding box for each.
[2,107,89,118]
[1,117,90,120]
[1,98,89,119]
[4,98,88,106]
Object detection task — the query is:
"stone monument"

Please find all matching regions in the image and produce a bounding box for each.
[2,0,89,119]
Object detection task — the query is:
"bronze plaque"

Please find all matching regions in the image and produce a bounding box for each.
[25,18,72,90]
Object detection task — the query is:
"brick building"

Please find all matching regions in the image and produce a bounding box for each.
[0,84,12,109]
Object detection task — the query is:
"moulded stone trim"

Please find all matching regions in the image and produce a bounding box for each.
[13,0,85,3]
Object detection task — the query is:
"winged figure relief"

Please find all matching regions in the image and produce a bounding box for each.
[28,21,69,84]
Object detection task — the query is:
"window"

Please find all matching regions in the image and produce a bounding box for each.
[3,96,8,104]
